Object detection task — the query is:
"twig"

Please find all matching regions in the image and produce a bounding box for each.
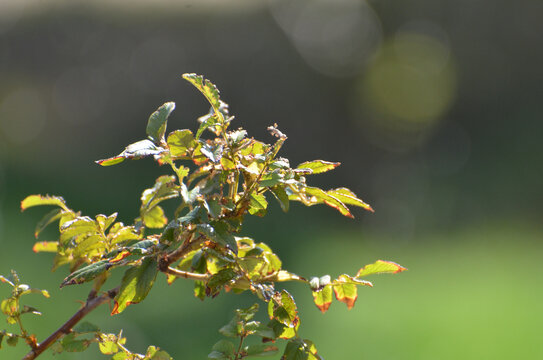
[21,287,119,360]
[159,266,210,281]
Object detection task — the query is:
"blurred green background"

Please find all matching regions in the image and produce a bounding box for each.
[1,0,542,359]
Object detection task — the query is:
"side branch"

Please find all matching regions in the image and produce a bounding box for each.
[22,287,119,360]
[158,264,210,281]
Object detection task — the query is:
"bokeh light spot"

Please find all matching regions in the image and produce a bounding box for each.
[269,0,382,77]
[354,30,457,151]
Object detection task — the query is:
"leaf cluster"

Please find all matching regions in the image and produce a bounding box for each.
[14,73,406,359]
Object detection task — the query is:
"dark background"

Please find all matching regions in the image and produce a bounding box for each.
[0,1,542,359]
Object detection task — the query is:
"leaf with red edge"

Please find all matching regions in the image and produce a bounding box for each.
[112,258,158,315]
[21,195,68,211]
[268,290,299,328]
[33,241,59,253]
[332,275,372,310]
[304,187,353,218]
[312,284,333,313]
[356,260,407,278]
[296,160,340,174]
[327,187,374,213]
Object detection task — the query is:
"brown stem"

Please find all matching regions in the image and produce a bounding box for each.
[21,287,119,360]
[161,234,205,267]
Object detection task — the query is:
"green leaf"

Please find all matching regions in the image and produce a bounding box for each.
[34,208,63,238]
[112,257,158,314]
[270,186,289,212]
[282,338,322,360]
[268,319,298,340]
[1,298,18,316]
[167,129,196,157]
[6,334,18,347]
[145,345,173,359]
[296,160,340,174]
[146,102,175,144]
[60,216,99,244]
[61,333,89,352]
[141,175,179,215]
[268,290,299,328]
[327,187,374,212]
[356,260,407,278]
[208,339,235,359]
[183,73,221,112]
[311,284,333,313]
[245,344,279,357]
[304,186,352,218]
[96,213,118,232]
[332,274,371,310]
[249,193,268,216]
[110,226,142,245]
[143,205,168,229]
[73,321,100,333]
[21,195,68,211]
[207,268,239,293]
[98,340,118,354]
[96,139,163,166]
[32,241,59,253]
[60,260,111,287]
[259,171,282,188]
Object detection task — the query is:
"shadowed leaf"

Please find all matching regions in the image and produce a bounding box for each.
[146,102,175,144]
[60,260,111,287]
[112,258,158,314]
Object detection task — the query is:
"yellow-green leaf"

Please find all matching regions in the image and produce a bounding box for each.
[312,284,333,313]
[328,187,374,213]
[32,241,59,253]
[356,260,407,278]
[167,129,196,157]
[21,195,68,211]
[296,160,340,174]
[143,206,167,229]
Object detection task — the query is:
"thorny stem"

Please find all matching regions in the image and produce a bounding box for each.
[22,287,119,360]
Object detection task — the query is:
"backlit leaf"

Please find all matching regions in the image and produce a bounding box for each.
[304,186,352,218]
[32,241,58,253]
[296,160,340,174]
[183,73,221,112]
[143,205,167,229]
[249,193,268,216]
[332,275,369,310]
[282,338,322,360]
[21,195,68,211]
[167,129,196,157]
[146,102,175,144]
[112,257,158,314]
[312,284,333,313]
[327,187,374,213]
[356,260,407,278]
[268,290,299,328]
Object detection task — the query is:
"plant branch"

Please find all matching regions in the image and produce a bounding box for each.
[21,287,119,360]
[159,266,210,281]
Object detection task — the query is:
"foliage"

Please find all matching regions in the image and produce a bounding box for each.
[3,73,405,359]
